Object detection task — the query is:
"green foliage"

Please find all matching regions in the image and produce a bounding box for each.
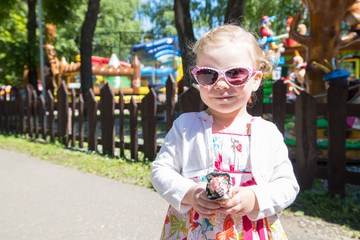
[242,0,304,37]
[140,0,306,42]
[0,0,17,24]
[191,0,227,32]
[52,0,143,61]
[139,0,176,37]
[94,0,142,60]
[288,179,360,231]
[43,0,84,25]
[0,2,28,86]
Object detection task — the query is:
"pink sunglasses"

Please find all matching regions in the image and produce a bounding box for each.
[191,66,257,87]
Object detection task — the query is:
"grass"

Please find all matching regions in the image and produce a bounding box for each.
[287,179,360,234]
[0,133,152,188]
[0,132,359,237]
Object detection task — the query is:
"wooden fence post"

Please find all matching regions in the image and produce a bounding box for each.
[46,90,55,143]
[26,86,33,137]
[38,94,46,140]
[248,84,264,117]
[0,98,3,131]
[57,82,69,145]
[129,97,138,160]
[78,94,84,148]
[71,89,76,147]
[3,97,9,133]
[33,90,39,138]
[141,88,157,161]
[272,80,287,134]
[180,84,206,113]
[166,75,176,132]
[10,96,17,133]
[100,83,115,156]
[14,89,25,134]
[86,89,98,152]
[118,90,125,157]
[294,91,318,190]
[327,77,348,196]
[7,97,13,132]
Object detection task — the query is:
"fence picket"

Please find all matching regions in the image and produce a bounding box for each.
[179,84,206,113]
[327,78,348,195]
[118,90,125,157]
[26,86,32,136]
[15,89,25,134]
[86,89,98,152]
[166,75,176,132]
[272,80,287,134]
[295,91,318,190]
[100,83,115,156]
[32,90,39,138]
[71,89,76,147]
[78,94,84,148]
[129,97,138,160]
[4,98,9,133]
[57,82,69,145]
[38,94,46,140]
[46,90,55,143]
[141,88,157,161]
[248,84,264,117]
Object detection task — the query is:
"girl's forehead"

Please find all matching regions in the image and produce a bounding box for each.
[197,44,256,67]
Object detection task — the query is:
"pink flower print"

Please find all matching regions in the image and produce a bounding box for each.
[241,177,257,187]
[214,154,222,170]
[236,143,242,152]
[230,165,235,171]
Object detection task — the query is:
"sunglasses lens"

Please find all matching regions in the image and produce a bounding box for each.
[226,68,250,85]
[196,69,218,86]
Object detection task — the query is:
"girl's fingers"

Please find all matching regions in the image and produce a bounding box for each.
[199,195,221,210]
[195,205,218,218]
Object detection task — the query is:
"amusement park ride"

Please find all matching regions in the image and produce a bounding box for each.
[41,23,182,102]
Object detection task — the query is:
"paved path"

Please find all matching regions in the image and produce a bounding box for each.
[0,148,168,240]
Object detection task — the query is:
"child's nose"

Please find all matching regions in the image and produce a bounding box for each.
[214,74,230,89]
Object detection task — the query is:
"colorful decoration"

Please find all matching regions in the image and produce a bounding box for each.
[205,172,233,201]
[341,0,360,45]
[258,16,284,51]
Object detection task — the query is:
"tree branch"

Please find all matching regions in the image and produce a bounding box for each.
[289,10,311,47]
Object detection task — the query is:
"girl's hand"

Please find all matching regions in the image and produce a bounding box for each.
[182,184,221,218]
[218,187,259,216]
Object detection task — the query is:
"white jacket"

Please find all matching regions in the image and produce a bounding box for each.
[151,111,300,221]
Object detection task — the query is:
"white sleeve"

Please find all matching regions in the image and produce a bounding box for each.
[151,118,197,213]
[248,127,300,221]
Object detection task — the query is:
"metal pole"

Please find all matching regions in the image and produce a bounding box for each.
[38,0,45,99]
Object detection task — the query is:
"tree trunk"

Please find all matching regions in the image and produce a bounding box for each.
[27,0,38,94]
[224,0,246,24]
[80,0,101,99]
[174,0,196,87]
[289,0,355,97]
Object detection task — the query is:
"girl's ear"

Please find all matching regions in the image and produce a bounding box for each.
[252,71,263,92]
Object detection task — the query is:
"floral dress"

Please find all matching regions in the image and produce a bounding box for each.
[160,125,288,240]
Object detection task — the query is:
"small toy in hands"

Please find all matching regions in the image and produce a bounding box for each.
[205,172,233,202]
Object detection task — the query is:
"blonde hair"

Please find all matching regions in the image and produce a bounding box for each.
[192,24,273,77]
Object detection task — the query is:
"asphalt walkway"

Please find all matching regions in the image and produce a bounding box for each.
[0,148,168,240]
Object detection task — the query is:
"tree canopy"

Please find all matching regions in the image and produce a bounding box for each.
[0,0,143,86]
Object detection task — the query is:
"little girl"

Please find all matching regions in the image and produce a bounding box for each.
[151,25,299,240]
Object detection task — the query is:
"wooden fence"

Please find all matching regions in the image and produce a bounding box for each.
[0,75,359,195]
